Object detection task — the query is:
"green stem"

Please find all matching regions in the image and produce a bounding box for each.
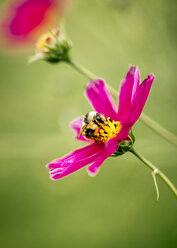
[140,112,177,147]
[130,148,177,198]
[66,58,177,147]
[67,58,97,81]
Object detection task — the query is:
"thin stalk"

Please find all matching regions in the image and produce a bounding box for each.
[66,58,177,147]
[140,112,177,147]
[130,148,177,198]
[67,58,97,81]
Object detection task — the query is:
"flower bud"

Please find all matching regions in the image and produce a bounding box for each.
[29,27,72,63]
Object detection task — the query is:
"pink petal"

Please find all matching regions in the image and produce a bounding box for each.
[1,0,63,45]
[116,126,130,141]
[129,74,155,126]
[70,117,91,143]
[86,79,117,120]
[47,143,103,169]
[87,138,118,177]
[47,143,105,180]
[117,66,140,124]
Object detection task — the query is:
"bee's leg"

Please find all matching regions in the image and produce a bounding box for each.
[84,129,100,140]
[94,120,109,132]
[85,128,95,137]
[78,125,86,138]
[90,127,104,138]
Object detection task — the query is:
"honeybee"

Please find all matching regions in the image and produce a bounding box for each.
[79,111,109,142]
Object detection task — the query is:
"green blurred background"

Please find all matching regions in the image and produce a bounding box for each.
[0,0,177,247]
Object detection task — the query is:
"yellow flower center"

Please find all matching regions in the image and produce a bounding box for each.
[36,32,53,51]
[93,117,122,143]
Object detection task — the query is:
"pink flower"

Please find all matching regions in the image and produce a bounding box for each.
[47,66,155,180]
[1,0,64,46]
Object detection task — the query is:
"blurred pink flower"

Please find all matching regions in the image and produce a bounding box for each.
[47,66,155,180]
[1,0,65,47]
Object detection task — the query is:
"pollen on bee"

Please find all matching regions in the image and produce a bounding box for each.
[81,113,122,144]
[95,117,122,143]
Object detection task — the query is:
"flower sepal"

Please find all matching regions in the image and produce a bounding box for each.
[112,130,135,157]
